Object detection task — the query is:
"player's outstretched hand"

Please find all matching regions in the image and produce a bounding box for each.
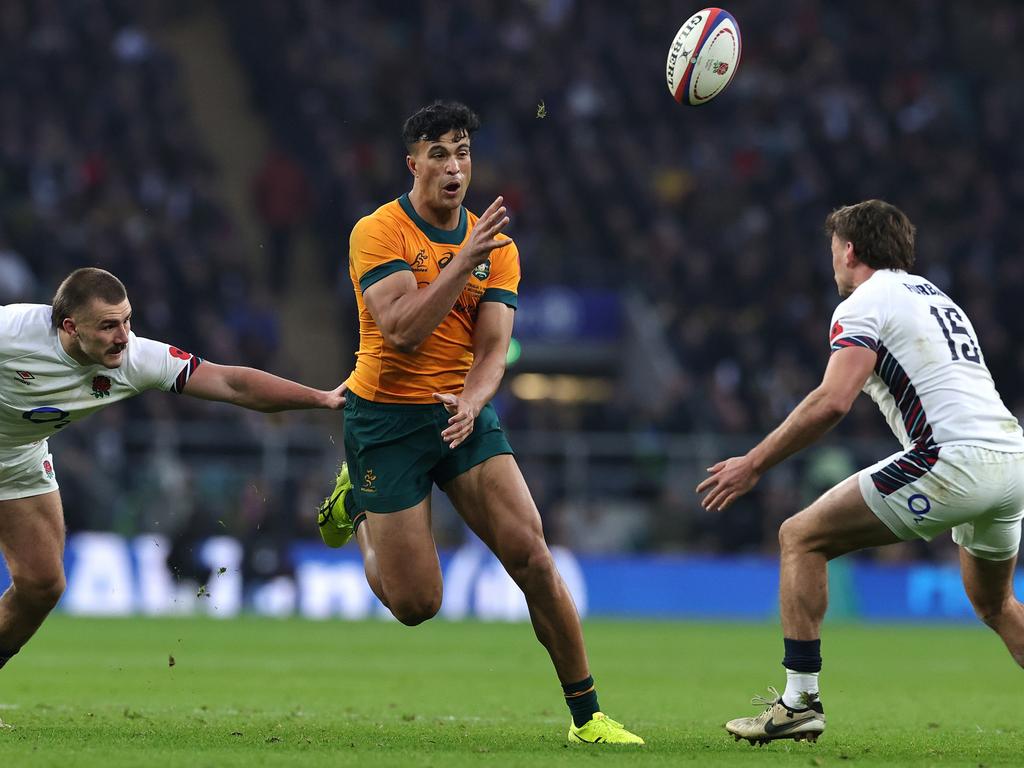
[433,392,478,449]
[459,196,511,266]
[696,455,761,512]
[323,381,348,410]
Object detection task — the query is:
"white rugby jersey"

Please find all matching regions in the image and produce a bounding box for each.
[0,304,201,449]
[829,269,1024,452]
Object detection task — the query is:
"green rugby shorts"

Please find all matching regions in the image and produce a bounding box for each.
[343,391,513,513]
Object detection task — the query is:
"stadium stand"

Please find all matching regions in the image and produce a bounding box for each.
[221,0,1024,556]
[6,0,1024,559]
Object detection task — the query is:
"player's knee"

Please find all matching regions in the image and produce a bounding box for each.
[390,593,441,626]
[779,515,822,556]
[778,517,803,553]
[503,540,556,589]
[13,569,66,612]
[969,593,1011,628]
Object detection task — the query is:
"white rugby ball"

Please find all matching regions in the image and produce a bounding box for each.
[666,8,742,106]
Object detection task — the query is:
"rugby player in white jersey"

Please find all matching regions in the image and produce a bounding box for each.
[697,200,1024,745]
[0,267,346,672]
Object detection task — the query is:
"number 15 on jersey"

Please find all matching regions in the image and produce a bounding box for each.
[930,305,980,363]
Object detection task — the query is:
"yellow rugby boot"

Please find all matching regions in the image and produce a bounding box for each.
[317,462,354,548]
[568,713,645,745]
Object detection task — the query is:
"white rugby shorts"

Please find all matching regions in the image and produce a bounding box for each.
[859,443,1024,561]
[0,440,59,501]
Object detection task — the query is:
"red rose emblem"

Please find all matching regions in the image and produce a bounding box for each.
[169,347,191,360]
[91,375,112,398]
[829,321,844,342]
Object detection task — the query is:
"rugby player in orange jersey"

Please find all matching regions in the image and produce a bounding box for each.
[317,101,643,745]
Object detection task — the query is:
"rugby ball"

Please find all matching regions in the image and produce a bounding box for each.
[666,8,742,106]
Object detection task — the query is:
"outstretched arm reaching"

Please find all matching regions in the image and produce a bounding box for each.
[182,362,347,412]
[697,345,877,511]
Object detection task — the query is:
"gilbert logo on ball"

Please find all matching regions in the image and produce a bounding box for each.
[666,8,741,106]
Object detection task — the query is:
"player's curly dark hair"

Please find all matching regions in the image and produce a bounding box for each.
[824,200,916,270]
[402,100,480,150]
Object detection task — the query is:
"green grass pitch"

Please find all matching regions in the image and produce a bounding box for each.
[0,615,1020,766]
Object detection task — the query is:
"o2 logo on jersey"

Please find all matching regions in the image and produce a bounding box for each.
[22,407,71,430]
[907,494,931,523]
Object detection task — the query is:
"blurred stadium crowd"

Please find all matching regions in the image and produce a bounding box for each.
[0,0,293,580]
[4,0,1024,565]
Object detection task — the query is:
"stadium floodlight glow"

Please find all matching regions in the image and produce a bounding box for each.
[506,337,522,365]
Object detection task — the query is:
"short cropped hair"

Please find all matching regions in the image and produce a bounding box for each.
[401,100,480,150]
[51,268,127,329]
[824,200,916,271]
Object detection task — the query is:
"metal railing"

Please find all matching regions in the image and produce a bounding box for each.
[52,417,899,551]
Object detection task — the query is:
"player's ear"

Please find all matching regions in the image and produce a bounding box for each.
[844,241,857,268]
[60,317,77,336]
[406,154,417,178]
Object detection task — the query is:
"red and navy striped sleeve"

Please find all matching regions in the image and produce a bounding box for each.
[170,351,203,393]
[828,283,886,354]
[123,334,204,393]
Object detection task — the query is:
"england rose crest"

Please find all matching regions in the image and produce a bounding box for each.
[91,375,112,398]
[43,460,54,479]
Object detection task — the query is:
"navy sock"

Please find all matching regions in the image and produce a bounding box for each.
[0,648,19,671]
[343,493,366,534]
[782,637,822,673]
[563,675,600,727]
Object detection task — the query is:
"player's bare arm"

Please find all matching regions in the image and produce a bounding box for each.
[362,196,511,353]
[434,301,514,449]
[182,362,348,412]
[697,346,877,511]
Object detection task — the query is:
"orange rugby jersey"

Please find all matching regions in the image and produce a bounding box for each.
[345,193,520,403]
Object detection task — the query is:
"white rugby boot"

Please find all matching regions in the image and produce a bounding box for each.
[725,686,825,746]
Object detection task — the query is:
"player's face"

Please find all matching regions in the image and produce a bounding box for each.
[71,298,132,368]
[831,233,855,298]
[410,130,471,213]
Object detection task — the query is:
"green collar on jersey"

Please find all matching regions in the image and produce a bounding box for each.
[399,193,467,245]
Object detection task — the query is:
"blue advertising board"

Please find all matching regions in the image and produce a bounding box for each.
[0,534,1013,622]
